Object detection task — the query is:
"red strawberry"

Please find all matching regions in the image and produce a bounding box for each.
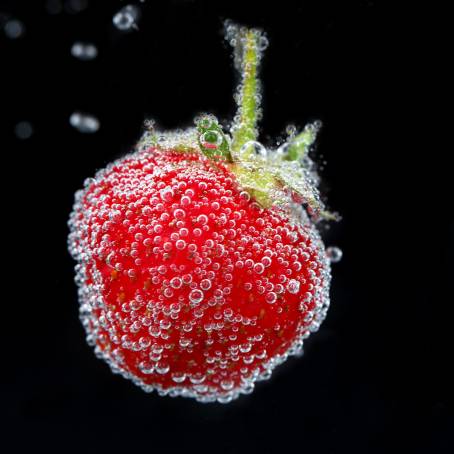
[68,22,338,403]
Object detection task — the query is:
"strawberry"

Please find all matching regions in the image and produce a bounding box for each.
[68,22,338,403]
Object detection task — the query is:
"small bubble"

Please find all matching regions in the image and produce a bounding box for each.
[4,19,25,39]
[71,41,98,60]
[113,5,140,31]
[220,379,235,391]
[287,279,300,294]
[276,142,291,158]
[173,208,186,220]
[196,214,208,225]
[253,263,265,274]
[189,373,206,384]
[138,360,154,374]
[69,112,100,133]
[200,279,212,291]
[160,186,174,201]
[258,35,269,51]
[200,130,223,149]
[14,121,33,140]
[326,246,343,263]
[170,277,182,289]
[172,372,186,383]
[285,124,297,138]
[265,292,277,304]
[239,140,267,161]
[155,362,170,374]
[175,239,186,250]
[189,289,204,305]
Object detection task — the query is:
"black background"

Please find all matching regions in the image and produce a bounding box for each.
[1,1,452,453]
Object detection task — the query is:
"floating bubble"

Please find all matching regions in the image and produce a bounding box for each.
[45,0,63,14]
[64,0,88,14]
[258,35,269,51]
[71,41,98,60]
[4,19,25,39]
[113,5,140,31]
[14,121,33,140]
[69,112,100,133]
[326,246,343,263]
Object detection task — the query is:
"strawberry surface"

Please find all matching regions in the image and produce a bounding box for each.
[68,22,336,403]
[69,147,330,402]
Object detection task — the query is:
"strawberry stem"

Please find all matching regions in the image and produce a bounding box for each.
[228,24,266,157]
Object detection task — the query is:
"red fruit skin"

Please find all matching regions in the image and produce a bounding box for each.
[68,146,331,403]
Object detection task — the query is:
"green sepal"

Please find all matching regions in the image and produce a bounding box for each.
[285,121,321,161]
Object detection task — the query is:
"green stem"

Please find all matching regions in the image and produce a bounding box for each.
[230,27,264,157]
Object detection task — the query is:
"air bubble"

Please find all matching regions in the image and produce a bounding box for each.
[170,277,182,289]
[160,186,174,201]
[138,361,154,374]
[174,208,186,220]
[253,263,265,274]
[155,362,170,374]
[326,246,343,263]
[175,239,186,250]
[220,379,235,391]
[287,279,300,294]
[3,19,25,39]
[200,130,223,149]
[189,289,204,305]
[197,214,208,225]
[172,372,186,383]
[70,112,100,133]
[14,121,33,140]
[71,41,98,60]
[258,35,269,51]
[239,140,267,161]
[200,279,212,291]
[265,292,277,304]
[113,5,140,31]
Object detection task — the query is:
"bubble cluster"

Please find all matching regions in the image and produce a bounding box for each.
[69,112,100,133]
[71,41,98,60]
[68,133,331,403]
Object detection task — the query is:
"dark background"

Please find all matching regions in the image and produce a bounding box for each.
[1,1,452,453]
